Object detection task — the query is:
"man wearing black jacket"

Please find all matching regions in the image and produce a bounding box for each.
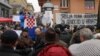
[0,30,21,56]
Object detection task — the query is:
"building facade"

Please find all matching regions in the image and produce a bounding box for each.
[0,0,12,17]
[9,0,28,15]
[38,0,99,25]
[39,0,99,13]
[70,0,99,14]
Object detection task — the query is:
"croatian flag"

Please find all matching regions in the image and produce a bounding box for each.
[24,15,37,28]
[24,15,37,41]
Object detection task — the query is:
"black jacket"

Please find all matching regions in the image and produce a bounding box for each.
[33,36,45,56]
[60,31,72,46]
[0,45,21,56]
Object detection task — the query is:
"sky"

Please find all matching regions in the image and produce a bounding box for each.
[27,0,41,12]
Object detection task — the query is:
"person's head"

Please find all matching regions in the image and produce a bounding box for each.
[45,28,57,43]
[1,30,18,47]
[35,27,42,35]
[80,28,93,42]
[55,28,61,35]
[21,29,28,38]
[70,30,81,45]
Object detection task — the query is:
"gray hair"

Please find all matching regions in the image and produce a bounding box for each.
[70,30,81,45]
[80,28,93,40]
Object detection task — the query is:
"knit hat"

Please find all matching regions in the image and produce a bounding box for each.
[1,30,18,44]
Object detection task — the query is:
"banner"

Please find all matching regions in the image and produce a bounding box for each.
[56,13,97,25]
[12,15,21,22]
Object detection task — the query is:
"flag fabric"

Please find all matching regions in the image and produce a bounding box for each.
[26,18,35,28]
[27,27,36,41]
[24,15,36,28]
[24,15,37,41]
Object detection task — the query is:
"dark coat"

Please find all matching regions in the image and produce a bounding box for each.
[16,36,34,56]
[32,35,45,56]
[15,48,33,56]
[60,31,72,46]
[0,45,21,56]
[33,38,45,56]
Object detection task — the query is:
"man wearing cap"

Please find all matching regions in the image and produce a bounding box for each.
[0,30,21,56]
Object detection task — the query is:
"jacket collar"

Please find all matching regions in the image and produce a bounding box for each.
[0,44,15,53]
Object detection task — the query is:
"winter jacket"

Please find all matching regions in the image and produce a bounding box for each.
[0,45,21,56]
[38,44,71,56]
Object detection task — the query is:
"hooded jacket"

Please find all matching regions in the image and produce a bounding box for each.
[38,44,71,56]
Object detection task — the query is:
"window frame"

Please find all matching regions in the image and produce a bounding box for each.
[85,0,95,10]
[60,0,68,8]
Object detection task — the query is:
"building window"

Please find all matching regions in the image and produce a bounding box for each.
[60,0,68,8]
[1,8,5,17]
[13,8,17,15]
[85,0,95,10]
[5,10,9,17]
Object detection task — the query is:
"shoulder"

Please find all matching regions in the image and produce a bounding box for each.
[47,45,66,52]
[70,39,100,56]
[12,53,21,56]
[68,44,80,55]
[38,44,71,56]
[79,39,100,46]
[69,44,79,50]
[46,44,71,56]
[0,52,21,56]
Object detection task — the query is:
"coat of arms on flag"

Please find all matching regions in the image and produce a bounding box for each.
[24,15,37,28]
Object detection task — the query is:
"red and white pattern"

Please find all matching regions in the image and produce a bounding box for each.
[26,18,35,28]
[24,16,36,28]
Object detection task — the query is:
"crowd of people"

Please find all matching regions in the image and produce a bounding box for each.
[0,22,100,56]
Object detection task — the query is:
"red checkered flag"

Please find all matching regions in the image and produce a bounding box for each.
[24,16,36,28]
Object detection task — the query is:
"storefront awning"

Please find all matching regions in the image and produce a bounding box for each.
[0,17,12,22]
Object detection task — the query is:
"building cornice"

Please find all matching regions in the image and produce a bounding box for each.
[0,0,12,8]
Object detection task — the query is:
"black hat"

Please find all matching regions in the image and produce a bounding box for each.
[1,30,18,44]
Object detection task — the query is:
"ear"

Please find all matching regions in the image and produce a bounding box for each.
[80,35,84,42]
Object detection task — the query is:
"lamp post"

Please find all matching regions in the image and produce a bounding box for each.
[41,0,54,27]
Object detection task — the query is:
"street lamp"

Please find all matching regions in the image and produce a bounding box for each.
[43,0,54,11]
[41,0,54,27]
